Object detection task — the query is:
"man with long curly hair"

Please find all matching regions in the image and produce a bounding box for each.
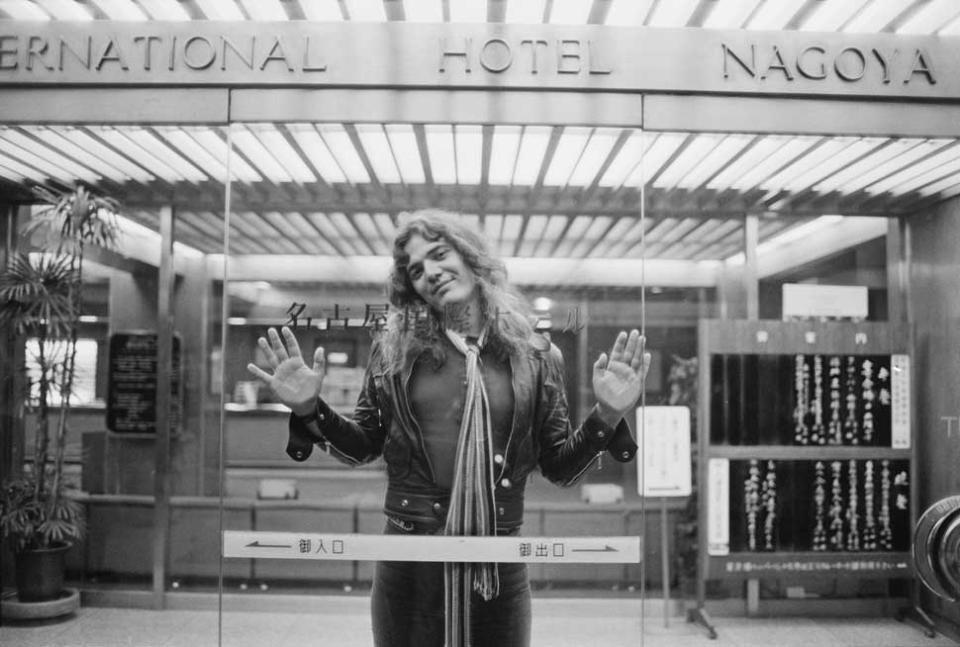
[248,210,650,647]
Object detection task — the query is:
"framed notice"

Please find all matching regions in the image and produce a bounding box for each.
[636,406,692,498]
[107,332,182,433]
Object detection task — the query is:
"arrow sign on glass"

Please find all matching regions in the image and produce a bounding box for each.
[223,532,641,564]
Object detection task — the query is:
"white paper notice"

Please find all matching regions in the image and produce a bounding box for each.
[890,354,911,449]
[636,406,692,497]
[708,458,730,556]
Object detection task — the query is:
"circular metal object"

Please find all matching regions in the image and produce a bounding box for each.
[913,495,960,601]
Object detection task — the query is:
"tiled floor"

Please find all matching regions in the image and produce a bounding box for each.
[2,595,956,647]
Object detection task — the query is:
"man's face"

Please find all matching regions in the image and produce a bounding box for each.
[403,233,478,311]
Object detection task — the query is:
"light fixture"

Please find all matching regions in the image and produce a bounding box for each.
[343,0,387,21]
[35,0,93,20]
[404,0,442,22]
[455,125,483,185]
[385,124,426,184]
[898,0,960,34]
[239,0,288,21]
[318,124,371,183]
[92,0,151,20]
[512,126,552,186]
[568,129,618,187]
[543,127,590,186]
[425,124,457,184]
[647,0,699,27]
[598,130,643,188]
[533,297,553,311]
[194,0,244,20]
[800,0,869,31]
[449,0,486,23]
[604,0,655,26]
[701,0,762,29]
[843,0,905,33]
[505,0,545,24]
[489,126,522,185]
[356,124,402,184]
[517,215,548,257]
[549,0,591,25]
[300,0,344,21]
[287,123,346,184]
[746,0,806,30]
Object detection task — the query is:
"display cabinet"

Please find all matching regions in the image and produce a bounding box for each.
[690,320,914,637]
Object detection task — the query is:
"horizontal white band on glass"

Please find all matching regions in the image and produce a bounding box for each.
[223,531,641,564]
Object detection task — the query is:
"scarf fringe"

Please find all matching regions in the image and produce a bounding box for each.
[443,329,500,647]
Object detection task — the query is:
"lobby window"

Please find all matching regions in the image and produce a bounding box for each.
[25,338,99,406]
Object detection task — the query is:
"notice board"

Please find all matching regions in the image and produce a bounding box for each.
[107,331,182,433]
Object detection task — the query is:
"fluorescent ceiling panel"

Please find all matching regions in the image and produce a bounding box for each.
[505,0,545,24]
[780,138,881,193]
[449,0,485,22]
[488,126,522,185]
[799,0,869,31]
[95,127,186,183]
[896,0,960,34]
[812,139,919,193]
[344,0,386,21]
[385,124,426,184]
[835,139,951,194]
[483,213,503,245]
[598,130,643,187]
[760,138,850,192]
[865,144,960,193]
[512,126,552,186]
[549,0,591,24]
[654,134,724,189]
[134,0,191,20]
[570,216,612,257]
[0,133,96,182]
[702,0,763,29]
[543,127,590,186]
[404,0,442,22]
[60,127,154,182]
[887,157,960,195]
[34,0,92,19]
[195,128,260,182]
[455,125,482,185]
[624,132,686,186]
[843,0,904,32]
[239,0,287,20]
[552,215,593,256]
[231,128,293,183]
[356,124,402,184]
[729,136,818,191]
[352,212,389,254]
[300,0,343,20]
[0,1,51,19]
[647,0,698,27]
[318,124,370,183]
[517,214,547,256]
[605,0,654,26]
[89,0,149,20]
[568,129,619,186]
[126,128,208,182]
[30,126,129,182]
[425,124,457,184]
[156,126,230,183]
[674,134,753,190]
[194,0,244,20]
[500,214,524,248]
[533,215,570,256]
[287,123,346,183]
[746,0,805,30]
[250,125,317,182]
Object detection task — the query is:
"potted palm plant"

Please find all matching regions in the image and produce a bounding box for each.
[0,185,118,610]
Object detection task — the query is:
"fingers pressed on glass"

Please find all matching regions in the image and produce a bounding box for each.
[258,336,279,367]
[622,329,640,359]
[281,326,302,359]
[610,331,627,360]
[268,327,289,360]
[246,363,271,383]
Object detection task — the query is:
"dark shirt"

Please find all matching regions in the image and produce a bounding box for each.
[409,335,514,490]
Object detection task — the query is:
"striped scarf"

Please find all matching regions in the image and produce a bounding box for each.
[443,328,500,647]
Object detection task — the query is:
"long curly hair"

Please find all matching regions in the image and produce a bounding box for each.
[379,209,534,372]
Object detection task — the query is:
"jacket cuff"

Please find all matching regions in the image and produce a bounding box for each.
[286,398,333,462]
[582,406,637,463]
[582,405,618,450]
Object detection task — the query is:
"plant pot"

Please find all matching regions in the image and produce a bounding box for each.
[14,543,70,602]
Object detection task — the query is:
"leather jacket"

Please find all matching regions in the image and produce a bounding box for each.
[287,334,635,532]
